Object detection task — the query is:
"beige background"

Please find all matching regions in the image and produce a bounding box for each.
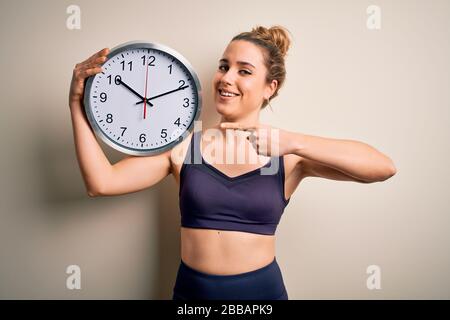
[0,0,449,299]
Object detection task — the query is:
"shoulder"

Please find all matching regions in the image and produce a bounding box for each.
[169,130,194,168]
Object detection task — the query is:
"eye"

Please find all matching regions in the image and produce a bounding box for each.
[218,65,251,75]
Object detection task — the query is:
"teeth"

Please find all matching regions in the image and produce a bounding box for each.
[219,90,238,97]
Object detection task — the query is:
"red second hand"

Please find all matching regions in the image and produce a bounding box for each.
[143,55,150,119]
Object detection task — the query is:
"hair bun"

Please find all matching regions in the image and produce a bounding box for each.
[252,25,292,57]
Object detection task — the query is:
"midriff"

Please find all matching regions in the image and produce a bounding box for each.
[181,226,276,275]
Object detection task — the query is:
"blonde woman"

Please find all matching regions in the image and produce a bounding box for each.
[69,25,397,300]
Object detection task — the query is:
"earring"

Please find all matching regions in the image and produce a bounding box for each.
[265,97,273,110]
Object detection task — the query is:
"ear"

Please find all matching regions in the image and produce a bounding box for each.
[264,79,278,99]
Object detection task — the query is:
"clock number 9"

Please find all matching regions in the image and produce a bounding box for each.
[100,92,107,102]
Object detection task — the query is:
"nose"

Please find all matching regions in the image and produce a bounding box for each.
[219,68,236,86]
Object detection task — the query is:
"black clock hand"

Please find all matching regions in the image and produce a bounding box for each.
[135,85,189,105]
[118,79,154,107]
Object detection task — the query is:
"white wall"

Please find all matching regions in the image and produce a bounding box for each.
[0,0,449,299]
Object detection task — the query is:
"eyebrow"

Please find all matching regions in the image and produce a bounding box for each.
[219,58,256,69]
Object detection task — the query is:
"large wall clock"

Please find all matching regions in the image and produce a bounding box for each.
[84,41,202,156]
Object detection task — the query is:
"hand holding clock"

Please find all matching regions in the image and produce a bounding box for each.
[69,47,156,109]
[69,48,110,109]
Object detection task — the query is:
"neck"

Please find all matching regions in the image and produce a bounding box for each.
[217,111,260,133]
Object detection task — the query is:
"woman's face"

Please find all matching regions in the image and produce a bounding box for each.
[212,40,277,120]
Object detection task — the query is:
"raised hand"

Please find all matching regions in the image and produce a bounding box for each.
[69,48,109,108]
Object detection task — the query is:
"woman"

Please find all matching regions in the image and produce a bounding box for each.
[69,25,397,300]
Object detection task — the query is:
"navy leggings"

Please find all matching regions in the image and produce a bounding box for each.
[172,257,288,300]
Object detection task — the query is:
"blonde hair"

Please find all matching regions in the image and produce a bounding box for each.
[231,25,292,109]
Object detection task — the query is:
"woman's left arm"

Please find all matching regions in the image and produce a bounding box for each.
[287,131,397,183]
[219,122,397,184]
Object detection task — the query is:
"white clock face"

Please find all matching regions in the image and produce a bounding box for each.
[84,42,201,156]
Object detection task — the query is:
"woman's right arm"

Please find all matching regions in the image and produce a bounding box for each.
[69,48,172,197]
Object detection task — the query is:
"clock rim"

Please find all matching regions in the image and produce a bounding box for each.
[83,40,202,157]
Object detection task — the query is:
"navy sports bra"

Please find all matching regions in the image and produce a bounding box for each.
[178,130,290,235]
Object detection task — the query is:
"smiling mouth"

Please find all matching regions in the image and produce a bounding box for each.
[218,89,240,98]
